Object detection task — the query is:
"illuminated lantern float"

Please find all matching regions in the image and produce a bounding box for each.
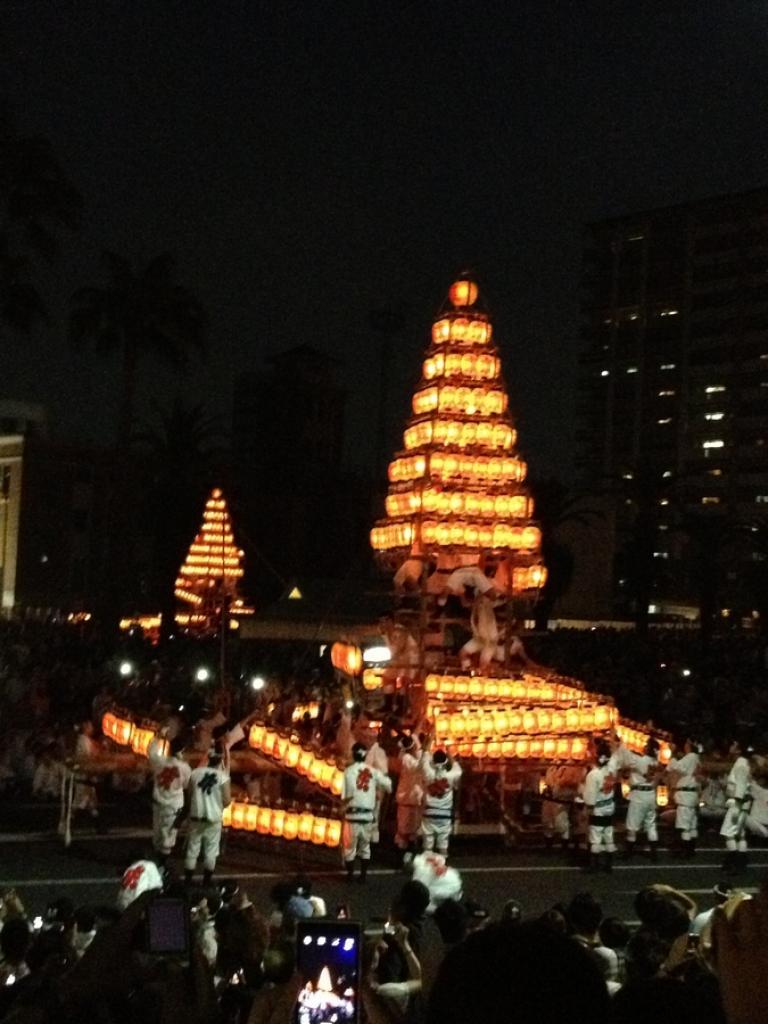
[174,488,253,633]
[370,276,668,773]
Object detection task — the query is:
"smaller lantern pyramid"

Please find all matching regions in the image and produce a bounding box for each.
[175,488,251,627]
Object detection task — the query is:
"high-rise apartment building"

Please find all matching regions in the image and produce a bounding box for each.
[577,188,768,621]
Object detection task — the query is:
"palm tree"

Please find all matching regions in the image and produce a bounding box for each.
[0,110,82,334]
[69,251,207,445]
[132,399,228,641]
[529,477,604,630]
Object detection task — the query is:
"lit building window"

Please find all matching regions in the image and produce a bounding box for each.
[628,312,639,321]
[626,366,638,374]
[653,551,669,559]
[603,318,614,326]
[658,523,668,531]
[657,417,672,425]
[708,468,723,476]
[627,234,645,242]
[760,354,768,361]
[704,412,724,421]
[622,472,634,480]
[662,470,673,478]
[600,369,610,377]
[702,440,724,449]
[660,363,676,370]
[659,499,669,506]
[701,496,720,505]
[756,495,768,504]
[705,385,726,394]
[659,309,679,317]
[658,389,676,397]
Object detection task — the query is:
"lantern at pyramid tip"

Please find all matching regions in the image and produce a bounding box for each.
[370,274,545,594]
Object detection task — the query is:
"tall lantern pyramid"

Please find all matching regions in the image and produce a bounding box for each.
[372,275,546,595]
[175,488,251,630]
[368,276,669,769]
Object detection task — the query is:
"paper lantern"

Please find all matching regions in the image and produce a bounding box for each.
[245,805,259,831]
[298,811,314,842]
[331,642,363,677]
[311,818,327,845]
[270,808,286,837]
[656,785,669,807]
[449,279,478,307]
[325,819,342,848]
[249,723,265,749]
[298,749,314,776]
[257,807,272,834]
[285,742,301,769]
[283,810,299,840]
[231,803,248,830]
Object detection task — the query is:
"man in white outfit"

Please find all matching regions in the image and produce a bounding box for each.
[148,733,191,865]
[420,739,462,859]
[395,734,424,866]
[583,739,620,873]
[364,728,390,845]
[618,737,661,861]
[720,740,756,875]
[184,744,231,886]
[667,738,702,859]
[342,742,392,883]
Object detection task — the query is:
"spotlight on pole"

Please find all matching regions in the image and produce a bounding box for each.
[118,660,134,678]
[250,676,265,691]
[195,667,211,683]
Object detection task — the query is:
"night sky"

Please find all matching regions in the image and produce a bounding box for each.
[3,2,768,482]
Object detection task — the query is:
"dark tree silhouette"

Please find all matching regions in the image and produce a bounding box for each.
[69,251,207,445]
[0,110,81,333]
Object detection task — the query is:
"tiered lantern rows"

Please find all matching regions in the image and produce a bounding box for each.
[175,488,246,607]
[370,277,546,590]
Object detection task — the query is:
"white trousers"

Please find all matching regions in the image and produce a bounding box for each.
[421,816,452,855]
[343,821,374,862]
[588,821,616,853]
[720,802,749,852]
[626,797,658,842]
[185,820,222,872]
[153,803,181,854]
[674,802,698,840]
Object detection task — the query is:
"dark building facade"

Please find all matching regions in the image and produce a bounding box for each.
[577,188,768,624]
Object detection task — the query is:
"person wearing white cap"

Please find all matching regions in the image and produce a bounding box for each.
[184,743,231,886]
[667,738,702,859]
[420,734,462,859]
[342,742,392,883]
[147,731,191,865]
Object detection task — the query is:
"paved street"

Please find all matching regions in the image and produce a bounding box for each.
[1,804,763,926]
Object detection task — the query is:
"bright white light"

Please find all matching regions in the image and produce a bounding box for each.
[363,645,391,664]
[343,938,355,951]
[345,700,354,710]
[317,936,326,946]
[682,668,691,678]
[118,661,134,677]
[302,935,312,946]
[332,938,340,947]
[32,916,43,931]
[195,667,211,683]
[600,369,610,377]
[250,676,266,691]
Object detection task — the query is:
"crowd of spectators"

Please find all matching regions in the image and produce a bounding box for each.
[0,864,765,1023]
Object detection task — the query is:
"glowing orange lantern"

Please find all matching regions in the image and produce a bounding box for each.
[449,279,478,307]
[270,808,286,837]
[298,811,314,842]
[311,818,327,845]
[325,819,342,848]
[249,723,265,749]
[245,805,259,831]
[283,810,299,840]
[331,642,363,677]
[257,807,272,834]
[285,742,301,769]
[298,749,314,776]
[231,803,247,830]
